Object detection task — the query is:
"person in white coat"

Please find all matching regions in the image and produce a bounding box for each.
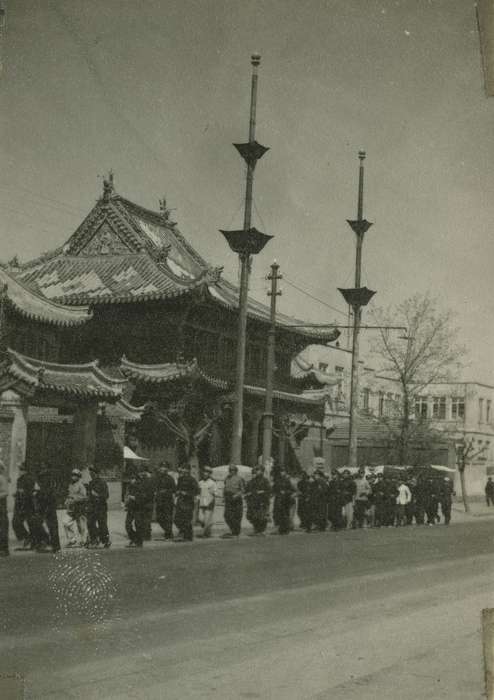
[198,467,217,538]
[396,479,412,526]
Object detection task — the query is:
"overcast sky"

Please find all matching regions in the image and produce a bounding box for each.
[1,0,493,382]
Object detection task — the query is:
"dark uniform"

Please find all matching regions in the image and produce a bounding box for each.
[372,477,386,527]
[125,477,146,547]
[223,470,244,536]
[439,478,454,525]
[309,471,329,532]
[174,470,199,541]
[245,470,271,535]
[141,472,156,541]
[87,468,110,547]
[327,474,344,531]
[296,472,311,531]
[155,469,176,539]
[413,477,427,525]
[382,478,398,526]
[12,470,37,547]
[34,470,61,552]
[424,478,439,525]
[273,472,295,535]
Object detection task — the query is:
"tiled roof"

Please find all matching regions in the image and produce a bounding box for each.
[120,357,229,390]
[0,266,91,326]
[14,254,205,305]
[0,349,126,400]
[13,189,340,342]
[208,278,340,341]
[104,399,145,423]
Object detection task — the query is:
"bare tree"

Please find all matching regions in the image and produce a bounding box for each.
[455,437,487,513]
[370,294,466,465]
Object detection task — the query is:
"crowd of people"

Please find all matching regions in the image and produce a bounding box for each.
[0,459,457,557]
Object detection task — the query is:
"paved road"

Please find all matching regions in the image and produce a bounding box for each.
[1,521,493,699]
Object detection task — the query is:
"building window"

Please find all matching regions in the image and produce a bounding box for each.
[335,366,344,374]
[479,398,484,423]
[221,337,236,369]
[362,388,370,411]
[415,397,428,419]
[378,392,385,417]
[385,392,394,416]
[432,396,446,420]
[487,400,492,424]
[318,362,328,373]
[451,397,465,420]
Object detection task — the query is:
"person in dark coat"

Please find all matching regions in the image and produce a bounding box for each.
[125,474,146,547]
[222,465,245,538]
[155,461,176,540]
[34,467,60,553]
[424,477,439,525]
[12,463,36,549]
[371,474,386,527]
[310,469,329,532]
[382,476,398,527]
[327,471,344,531]
[485,477,494,507]
[439,477,454,525]
[87,466,110,548]
[413,475,427,525]
[272,467,295,535]
[296,471,311,531]
[245,466,271,535]
[174,465,199,542]
[140,467,156,541]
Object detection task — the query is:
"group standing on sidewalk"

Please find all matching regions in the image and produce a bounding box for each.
[0,460,457,557]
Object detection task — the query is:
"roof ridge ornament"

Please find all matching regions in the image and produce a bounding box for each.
[159,197,177,227]
[205,265,223,284]
[155,244,172,265]
[102,170,115,203]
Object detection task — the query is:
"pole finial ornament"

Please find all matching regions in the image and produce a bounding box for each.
[251,53,261,67]
[358,150,366,161]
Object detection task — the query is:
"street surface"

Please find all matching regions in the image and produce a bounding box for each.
[1,520,493,699]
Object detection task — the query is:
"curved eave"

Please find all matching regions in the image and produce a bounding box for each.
[206,282,339,344]
[0,267,91,326]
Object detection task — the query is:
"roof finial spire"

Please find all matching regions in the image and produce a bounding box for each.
[159,196,177,227]
[102,170,115,203]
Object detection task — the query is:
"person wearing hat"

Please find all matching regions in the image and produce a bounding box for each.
[174,465,199,542]
[34,466,60,553]
[439,476,454,526]
[0,461,9,557]
[309,468,329,532]
[87,465,110,548]
[340,469,357,529]
[63,468,88,547]
[197,466,217,538]
[245,465,272,536]
[272,466,295,535]
[12,463,37,550]
[125,471,146,547]
[155,461,176,540]
[222,465,245,538]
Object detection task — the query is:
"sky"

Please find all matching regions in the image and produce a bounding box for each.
[1,0,493,382]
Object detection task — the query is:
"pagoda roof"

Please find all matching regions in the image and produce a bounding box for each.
[13,186,339,342]
[120,357,228,390]
[0,349,126,401]
[14,253,207,305]
[0,266,91,326]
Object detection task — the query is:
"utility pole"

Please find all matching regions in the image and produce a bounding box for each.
[262,260,282,470]
[338,151,375,469]
[221,55,272,466]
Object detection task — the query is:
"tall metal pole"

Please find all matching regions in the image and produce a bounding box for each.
[230,54,261,466]
[347,151,367,469]
[262,261,282,469]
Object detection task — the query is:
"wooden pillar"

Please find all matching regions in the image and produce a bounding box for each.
[0,391,28,499]
[72,401,98,472]
[248,409,263,467]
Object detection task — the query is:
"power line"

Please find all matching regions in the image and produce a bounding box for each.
[283,276,348,317]
[0,183,87,216]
